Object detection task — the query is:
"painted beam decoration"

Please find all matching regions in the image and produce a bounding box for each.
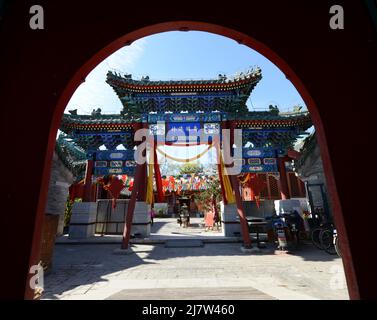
[148,113,222,143]
[90,150,137,175]
[146,112,223,123]
[241,147,279,173]
[56,69,313,181]
[166,122,201,143]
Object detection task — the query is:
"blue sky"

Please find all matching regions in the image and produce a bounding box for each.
[66,31,306,114]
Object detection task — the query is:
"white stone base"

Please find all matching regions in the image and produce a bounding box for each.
[220,202,241,237]
[69,202,97,239]
[95,200,151,237]
[131,201,150,237]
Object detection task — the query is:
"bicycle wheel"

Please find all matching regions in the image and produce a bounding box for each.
[311,228,323,249]
[322,230,337,255]
[334,235,342,257]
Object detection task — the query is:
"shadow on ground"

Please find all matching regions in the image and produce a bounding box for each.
[43,239,342,299]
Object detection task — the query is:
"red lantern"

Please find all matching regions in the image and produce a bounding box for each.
[249,174,267,208]
[103,176,125,208]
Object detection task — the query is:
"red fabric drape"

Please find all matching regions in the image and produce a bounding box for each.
[103,176,125,208]
[215,143,228,204]
[241,173,267,208]
[154,144,164,202]
[69,182,84,201]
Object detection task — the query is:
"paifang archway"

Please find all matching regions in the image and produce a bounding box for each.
[1,2,375,300]
[59,66,312,250]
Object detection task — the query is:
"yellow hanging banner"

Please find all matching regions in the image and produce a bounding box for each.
[145,147,154,204]
[218,148,235,204]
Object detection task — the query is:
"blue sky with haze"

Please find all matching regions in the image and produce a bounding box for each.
[66,31,306,115]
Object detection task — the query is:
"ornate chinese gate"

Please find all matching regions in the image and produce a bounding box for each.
[57,68,312,249]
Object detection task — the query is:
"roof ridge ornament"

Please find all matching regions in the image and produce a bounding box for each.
[91,108,102,117]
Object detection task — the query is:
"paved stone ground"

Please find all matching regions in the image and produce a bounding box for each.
[42,242,349,300]
[107,287,275,300]
[150,217,224,239]
[46,218,349,300]
[56,218,232,245]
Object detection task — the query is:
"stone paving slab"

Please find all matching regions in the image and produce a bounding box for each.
[42,242,349,300]
[55,234,242,245]
[107,287,275,300]
[55,218,244,244]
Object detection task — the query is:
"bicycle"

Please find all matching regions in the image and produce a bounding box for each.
[311,222,330,249]
[320,226,337,255]
[309,209,333,250]
[311,222,338,255]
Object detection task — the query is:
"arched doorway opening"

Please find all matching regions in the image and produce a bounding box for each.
[29,22,354,300]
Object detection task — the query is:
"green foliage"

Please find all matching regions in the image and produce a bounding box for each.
[179,163,203,175]
[194,176,222,213]
[64,197,82,227]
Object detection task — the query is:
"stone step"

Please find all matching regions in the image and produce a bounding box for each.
[165,239,204,248]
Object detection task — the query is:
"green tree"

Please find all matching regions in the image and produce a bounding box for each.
[179,162,203,175]
[194,176,222,214]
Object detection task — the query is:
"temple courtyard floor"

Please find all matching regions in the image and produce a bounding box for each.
[43,218,349,300]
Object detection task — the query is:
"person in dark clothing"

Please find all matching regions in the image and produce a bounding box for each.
[149,206,156,226]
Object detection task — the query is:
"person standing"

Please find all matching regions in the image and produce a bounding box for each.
[149,206,156,226]
[204,209,215,231]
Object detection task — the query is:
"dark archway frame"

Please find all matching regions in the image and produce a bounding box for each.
[1,1,375,300]
[31,22,354,299]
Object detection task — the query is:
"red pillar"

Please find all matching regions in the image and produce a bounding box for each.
[153,144,164,203]
[122,121,147,249]
[230,174,252,248]
[228,123,251,247]
[122,162,145,249]
[83,159,94,202]
[96,182,102,200]
[137,163,147,201]
[277,157,290,200]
